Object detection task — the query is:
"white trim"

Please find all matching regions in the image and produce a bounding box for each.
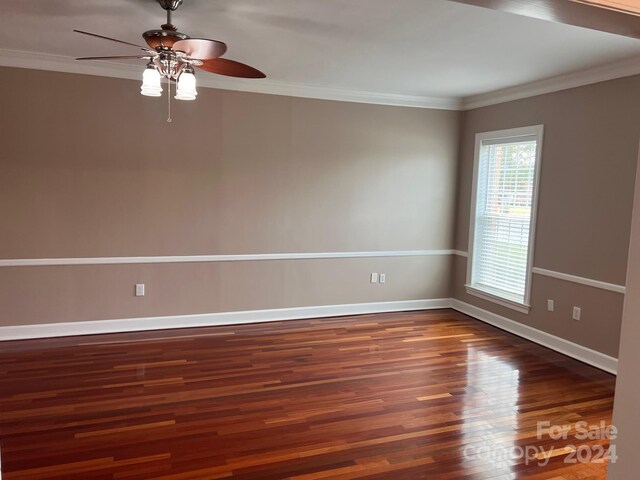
[462,55,640,110]
[0,299,451,341]
[464,285,531,314]
[456,253,627,294]
[0,249,457,267]
[466,125,544,313]
[453,250,468,257]
[451,299,618,375]
[0,49,462,111]
[532,267,626,294]
[3,298,617,374]
[2,48,638,112]
[525,126,544,305]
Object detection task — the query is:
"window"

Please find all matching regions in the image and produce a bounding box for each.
[466,125,543,313]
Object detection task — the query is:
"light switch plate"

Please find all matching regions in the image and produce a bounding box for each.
[572,306,581,321]
[135,284,145,297]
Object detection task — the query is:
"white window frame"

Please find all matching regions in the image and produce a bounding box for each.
[465,125,544,314]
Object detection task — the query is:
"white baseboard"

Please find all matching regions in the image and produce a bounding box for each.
[0,299,452,341]
[0,298,618,375]
[450,299,618,375]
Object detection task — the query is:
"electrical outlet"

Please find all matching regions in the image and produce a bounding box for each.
[572,306,581,321]
[379,273,386,284]
[370,273,378,284]
[547,299,555,312]
[135,283,145,297]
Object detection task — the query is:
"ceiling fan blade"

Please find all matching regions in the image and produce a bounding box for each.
[197,58,266,78]
[447,0,640,39]
[76,55,149,61]
[172,38,227,60]
[73,29,147,49]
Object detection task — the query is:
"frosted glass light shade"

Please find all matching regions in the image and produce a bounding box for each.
[175,71,197,101]
[141,67,162,97]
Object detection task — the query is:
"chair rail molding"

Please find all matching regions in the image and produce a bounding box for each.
[454,252,625,294]
[0,249,459,267]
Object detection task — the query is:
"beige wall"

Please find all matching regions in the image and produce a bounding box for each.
[0,67,460,326]
[453,75,640,357]
[608,144,640,480]
[0,257,452,325]
[2,65,638,357]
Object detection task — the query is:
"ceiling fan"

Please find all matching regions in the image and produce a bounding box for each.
[74,0,265,104]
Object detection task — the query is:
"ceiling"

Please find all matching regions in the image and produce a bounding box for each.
[2,0,640,105]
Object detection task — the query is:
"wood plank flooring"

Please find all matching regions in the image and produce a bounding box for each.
[0,309,616,479]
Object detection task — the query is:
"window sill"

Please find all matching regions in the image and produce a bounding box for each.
[464,285,531,314]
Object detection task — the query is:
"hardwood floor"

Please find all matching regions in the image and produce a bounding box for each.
[0,309,615,479]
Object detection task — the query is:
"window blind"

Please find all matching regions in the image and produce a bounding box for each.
[471,138,538,304]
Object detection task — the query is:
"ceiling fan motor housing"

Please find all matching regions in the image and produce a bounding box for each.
[143,28,188,50]
[144,0,188,50]
[156,0,184,11]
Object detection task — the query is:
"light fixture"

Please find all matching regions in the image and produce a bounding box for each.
[139,51,199,113]
[75,0,266,121]
[140,62,162,97]
[139,52,200,121]
[139,52,199,99]
[175,67,197,101]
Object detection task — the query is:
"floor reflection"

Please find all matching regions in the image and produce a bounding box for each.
[462,345,521,476]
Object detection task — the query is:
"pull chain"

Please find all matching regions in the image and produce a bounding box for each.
[167,78,172,123]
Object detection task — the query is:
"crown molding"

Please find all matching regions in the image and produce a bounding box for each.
[0,48,462,110]
[462,55,640,110]
[2,48,639,111]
